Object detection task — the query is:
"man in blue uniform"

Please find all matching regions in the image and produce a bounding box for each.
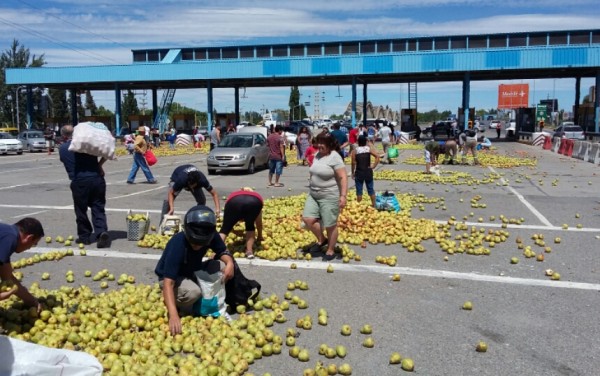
[59,125,110,248]
[0,218,44,309]
[161,164,221,223]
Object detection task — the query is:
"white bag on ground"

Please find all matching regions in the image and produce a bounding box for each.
[0,335,102,376]
[194,260,227,318]
[68,122,116,160]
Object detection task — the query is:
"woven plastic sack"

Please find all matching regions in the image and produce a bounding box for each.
[0,336,102,376]
[68,122,116,160]
[375,191,401,212]
[194,260,227,318]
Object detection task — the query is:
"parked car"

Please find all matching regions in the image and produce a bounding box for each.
[17,130,50,153]
[552,124,585,140]
[0,132,24,155]
[489,120,503,129]
[0,124,19,136]
[206,132,269,175]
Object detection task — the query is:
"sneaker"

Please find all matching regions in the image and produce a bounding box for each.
[75,237,91,245]
[126,181,134,184]
[148,180,158,184]
[97,232,111,248]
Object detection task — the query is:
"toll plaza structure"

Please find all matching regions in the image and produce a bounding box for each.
[5,29,600,135]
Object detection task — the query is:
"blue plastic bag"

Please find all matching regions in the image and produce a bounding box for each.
[375,191,401,212]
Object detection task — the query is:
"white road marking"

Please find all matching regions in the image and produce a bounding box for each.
[25,247,600,291]
[0,204,73,210]
[2,203,599,232]
[0,183,32,191]
[12,210,48,218]
[107,186,165,200]
[488,166,554,227]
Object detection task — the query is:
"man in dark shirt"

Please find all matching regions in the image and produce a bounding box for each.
[59,125,110,248]
[330,122,349,158]
[0,218,44,309]
[155,205,234,335]
[161,164,220,222]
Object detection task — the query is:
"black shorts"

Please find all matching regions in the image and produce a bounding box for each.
[220,195,263,235]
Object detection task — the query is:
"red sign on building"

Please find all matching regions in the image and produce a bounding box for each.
[498,84,529,109]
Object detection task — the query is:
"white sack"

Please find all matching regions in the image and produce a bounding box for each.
[68,122,116,160]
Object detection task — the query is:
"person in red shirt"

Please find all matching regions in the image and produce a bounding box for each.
[304,138,318,167]
[219,187,263,259]
[348,125,359,153]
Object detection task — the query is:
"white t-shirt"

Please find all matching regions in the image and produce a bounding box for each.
[379,126,392,143]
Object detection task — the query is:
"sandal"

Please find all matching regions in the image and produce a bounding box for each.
[245,250,255,259]
[308,239,328,253]
[274,183,284,187]
[323,252,336,261]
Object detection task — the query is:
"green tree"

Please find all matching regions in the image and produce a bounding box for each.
[84,90,98,116]
[96,106,114,117]
[49,88,69,122]
[288,86,300,121]
[0,39,46,127]
[121,90,140,124]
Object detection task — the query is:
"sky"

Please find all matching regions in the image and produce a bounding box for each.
[1,0,599,118]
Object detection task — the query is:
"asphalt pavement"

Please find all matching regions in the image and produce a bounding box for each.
[1,134,599,376]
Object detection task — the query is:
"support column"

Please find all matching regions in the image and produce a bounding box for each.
[595,71,600,133]
[207,81,213,132]
[115,85,122,134]
[462,72,471,130]
[351,77,357,128]
[152,88,158,127]
[362,82,368,121]
[574,77,581,127]
[70,89,78,126]
[234,86,240,126]
[26,87,34,129]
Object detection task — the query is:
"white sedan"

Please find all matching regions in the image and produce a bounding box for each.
[0,132,24,155]
[489,120,502,129]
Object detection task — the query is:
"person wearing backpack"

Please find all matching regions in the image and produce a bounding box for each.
[155,205,234,335]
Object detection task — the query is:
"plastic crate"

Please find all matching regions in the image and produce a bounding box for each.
[159,215,182,236]
[126,211,150,241]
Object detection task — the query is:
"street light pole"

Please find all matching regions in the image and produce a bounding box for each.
[7,94,14,127]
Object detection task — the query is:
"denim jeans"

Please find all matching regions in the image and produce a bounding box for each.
[127,152,156,182]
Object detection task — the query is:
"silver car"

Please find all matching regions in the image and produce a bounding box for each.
[0,132,24,155]
[207,132,269,175]
[17,130,50,153]
[553,123,585,140]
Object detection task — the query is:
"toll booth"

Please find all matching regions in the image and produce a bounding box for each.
[457,108,475,129]
[173,114,196,135]
[515,108,536,134]
[400,109,417,132]
[127,115,153,130]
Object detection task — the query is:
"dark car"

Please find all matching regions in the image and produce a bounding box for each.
[284,121,305,135]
